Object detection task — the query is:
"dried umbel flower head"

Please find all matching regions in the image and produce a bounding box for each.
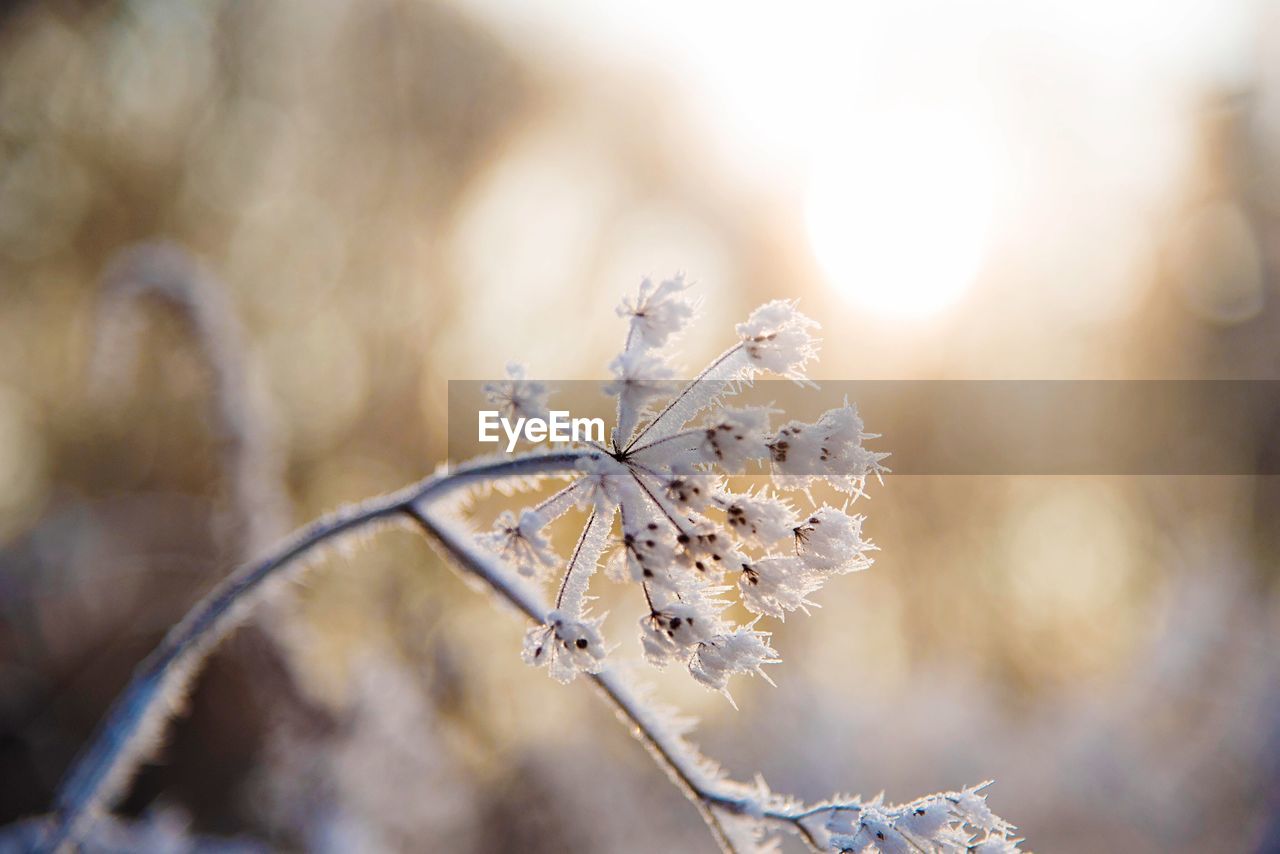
[479,276,887,699]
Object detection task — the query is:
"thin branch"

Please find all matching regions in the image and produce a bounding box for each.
[629,470,696,538]
[45,446,839,854]
[614,322,638,449]
[532,479,582,514]
[44,450,593,853]
[404,505,741,853]
[625,342,743,451]
[411,503,882,853]
[555,508,597,609]
[627,426,704,458]
[405,503,850,852]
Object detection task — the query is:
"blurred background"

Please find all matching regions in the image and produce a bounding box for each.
[1,0,1279,851]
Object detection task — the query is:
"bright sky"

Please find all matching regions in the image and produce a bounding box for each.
[454,0,1263,323]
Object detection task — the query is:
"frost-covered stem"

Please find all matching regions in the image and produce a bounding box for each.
[614,325,638,450]
[625,342,744,450]
[554,508,598,609]
[641,580,658,611]
[423,452,594,498]
[532,480,582,513]
[593,673,741,852]
[405,506,740,852]
[623,501,665,615]
[627,426,704,457]
[629,470,695,537]
[409,503,835,853]
[618,501,662,614]
[49,444,835,854]
[45,450,592,853]
[587,665,838,852]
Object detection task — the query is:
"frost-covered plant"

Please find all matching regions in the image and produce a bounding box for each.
[34,276,1022,854]
[481,275,885,702]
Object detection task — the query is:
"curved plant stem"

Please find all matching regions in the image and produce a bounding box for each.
[44,451,590,852]
[45,447,832,854]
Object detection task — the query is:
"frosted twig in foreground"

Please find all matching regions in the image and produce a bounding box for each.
[40,452,585,852]
[40,279,1021,853]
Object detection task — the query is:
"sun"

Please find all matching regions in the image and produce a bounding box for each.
[804,106,999,319]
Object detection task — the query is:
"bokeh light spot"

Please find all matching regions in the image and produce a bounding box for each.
[805,107,998,319]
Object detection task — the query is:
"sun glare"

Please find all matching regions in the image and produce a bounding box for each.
[804,107,999,319]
